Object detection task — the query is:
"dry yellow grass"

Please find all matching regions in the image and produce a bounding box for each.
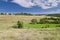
[0,15,47,23]
[0,15,47,30]
[0,28,60,40]
[0,15,60,40]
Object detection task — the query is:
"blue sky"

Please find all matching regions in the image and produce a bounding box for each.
[0,0,60,14]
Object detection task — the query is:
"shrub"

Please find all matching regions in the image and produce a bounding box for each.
[39,17,60,24]
[39,18,48,24]
[56,25,60,27]
[30,19,37,24]
[17,21,23,28]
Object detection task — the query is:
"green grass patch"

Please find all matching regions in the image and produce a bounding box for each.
[24,24,60,28]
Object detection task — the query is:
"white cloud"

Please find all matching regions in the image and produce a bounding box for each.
[11,0,35,8]
[6,0,60,9]
[34,0,60,9]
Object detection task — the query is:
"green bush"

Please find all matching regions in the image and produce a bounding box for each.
[56,25,60,27]
[17,21,23,28]
[40,18,49,24]
[39,17,60,24]
[30,19,37,24]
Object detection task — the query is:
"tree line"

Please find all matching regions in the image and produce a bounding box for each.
[30,17,60,24]
[0,13,33,15]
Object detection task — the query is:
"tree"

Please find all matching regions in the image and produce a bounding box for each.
[8,13,12,15]
[0,13,4,15]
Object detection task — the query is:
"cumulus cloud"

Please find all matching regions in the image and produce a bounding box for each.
[11,0,36,8]
[4,0,60,9]
[34,0,60,9]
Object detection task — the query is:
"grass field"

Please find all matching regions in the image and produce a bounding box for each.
[0,15,48,30]
[0,15,60,29]
[24,24,60,28]
[0,15,60,40]
[0,28,60,40]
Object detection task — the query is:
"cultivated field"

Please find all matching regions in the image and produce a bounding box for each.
[0,15,60,40]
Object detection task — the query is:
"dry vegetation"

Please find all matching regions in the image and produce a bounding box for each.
[0,15,47,30]
[0,15,47,23]
[0,15,60,40]
[0,28,60,40]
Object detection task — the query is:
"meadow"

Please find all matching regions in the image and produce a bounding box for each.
[0,15,60,40]
[0,15,60,29]
[24,24,60,28]
[0,15,47,30]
